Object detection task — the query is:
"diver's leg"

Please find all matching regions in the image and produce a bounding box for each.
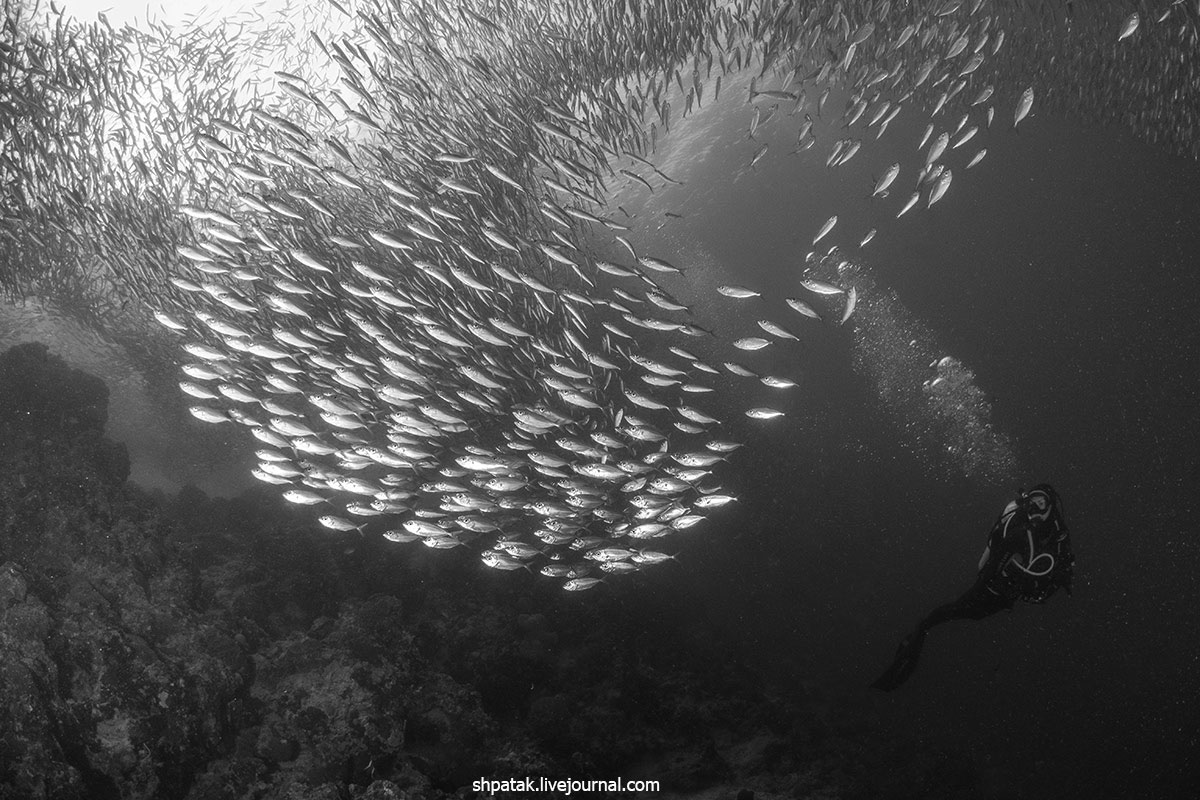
[870,626,929,691]
[920,581,1000,631]
[871,582,1010,691]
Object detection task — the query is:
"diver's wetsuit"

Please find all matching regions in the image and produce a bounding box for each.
[871,484,1074,691]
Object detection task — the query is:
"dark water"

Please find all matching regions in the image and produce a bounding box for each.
[608,73,1200,796]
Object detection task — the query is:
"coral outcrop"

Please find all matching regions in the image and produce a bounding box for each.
[0,343,983,800]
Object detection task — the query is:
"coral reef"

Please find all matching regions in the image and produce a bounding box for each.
[0,343,985,799]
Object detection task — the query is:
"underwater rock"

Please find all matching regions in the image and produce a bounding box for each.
[0,576,84,799]
[657,738,731,792]
[0,342,108,436]
[181,758,268,800]
[527,694,572,743]
[255,726,300,764]
[0,344,980,800]
[0,561,28,608]
[357,781,407,800]
[0,345,255,799]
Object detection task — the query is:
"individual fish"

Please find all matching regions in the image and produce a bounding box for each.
[718,285,761,299]
[813,215,838,245]
[958,53,984,77]
[971,86,994,107]
[180,382,217,400]
[154,311,187,331]
[563,577,604,591]
[872,164,900,197]
[925,132,949,166]
[733,337,771,351]
[834,140,861,166]
[952,126,978,149]
[918,123,935,151]
[750,143,769,169]
[927,170,953,208]
[1014,87,1035,130]
[1117,13,1139,42]
[694,494,738,509]
[757,320,799,340]
[723,362,759,378]
[638,256,682,274]
[189,406,229,424]
[840,287,858,325]
[801,279,843,295]
[283,489,328,506]
[786,298,823,321]
[745,408,785,420]
[945,32,969,59]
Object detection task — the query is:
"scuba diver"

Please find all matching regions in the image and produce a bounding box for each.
[871,484,1075,691]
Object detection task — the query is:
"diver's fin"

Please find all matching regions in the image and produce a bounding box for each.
[870,629,928,692]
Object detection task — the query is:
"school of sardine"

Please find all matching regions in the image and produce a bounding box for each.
[2,0,1197,589]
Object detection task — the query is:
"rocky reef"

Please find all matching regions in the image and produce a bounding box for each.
[0,342,990,800]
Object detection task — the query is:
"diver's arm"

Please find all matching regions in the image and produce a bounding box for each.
[976,521,999,578]
[977,545,991,572]
[976,517,1016,583]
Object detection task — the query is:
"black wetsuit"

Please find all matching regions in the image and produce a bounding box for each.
[871,484,1074,691]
